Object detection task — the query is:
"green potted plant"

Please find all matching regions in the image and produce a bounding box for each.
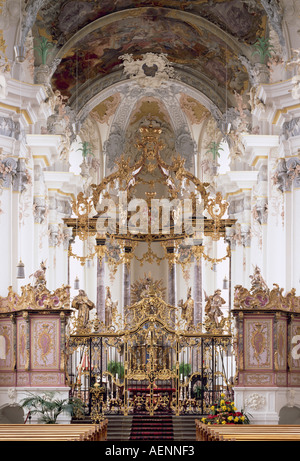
[34,36,54,84]
[205,141,223,174]
[252,37,275,65]
[194,384,202,399]
[34,36,54,66]
[20,391,84,424]
[179,362,191,378]
[77,141,94,160]
[77,141,94,176]
[107,360,124,380]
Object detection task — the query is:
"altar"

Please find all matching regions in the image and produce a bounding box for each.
[129,387,176,413]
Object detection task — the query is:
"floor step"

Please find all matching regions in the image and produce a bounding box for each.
[72,414,197,441]
[172,416,197,441]
[129,414,174,441]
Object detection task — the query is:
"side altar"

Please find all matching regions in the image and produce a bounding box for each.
[232,267,300,424]
[0,264,72,419]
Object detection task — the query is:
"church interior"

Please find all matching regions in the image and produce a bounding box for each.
[0,0,300,443]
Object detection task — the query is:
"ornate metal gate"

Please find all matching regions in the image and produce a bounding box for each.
[67,293,234,421]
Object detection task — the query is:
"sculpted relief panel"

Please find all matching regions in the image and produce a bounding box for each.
[245,318,272,369]
[0,320,13,370]
[17,319,27,370]
[291,321,300,371]
[31,318,60,370]
[276,320,287,370]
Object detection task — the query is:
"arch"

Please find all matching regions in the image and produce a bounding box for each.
[55,7,250,63]
[47,6,252,108]
[73,67,229,126]
[74,77,226,175]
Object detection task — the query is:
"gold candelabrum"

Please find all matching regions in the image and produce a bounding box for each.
[64,123,235,272]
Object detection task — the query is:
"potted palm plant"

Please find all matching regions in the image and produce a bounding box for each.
[179,362,192,378]
[77,141,94,176]
[252,36,274,84]
[34,36,54,84]
[107,360,124,380]
[20,391,84,424]
[77,141,94,160]
[205,141,223,175]
[252,37,275,65]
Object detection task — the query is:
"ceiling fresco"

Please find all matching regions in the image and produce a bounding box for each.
[128,97,172,126]
[34,0,266,46]
[27,0,270,102]
[22,0,281,147]
[49,11,248,98]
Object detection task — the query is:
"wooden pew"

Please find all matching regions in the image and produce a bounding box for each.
[203,424,300,441]
[0,421,108,442]
[195,420,300,442]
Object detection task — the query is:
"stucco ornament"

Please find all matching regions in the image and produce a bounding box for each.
[7,388,17,405]
[119,53,175,88]
[244,393,266,411]
[104,125,125,171]
[0,73,7,99]
[287,49,300,99]
[291,75,300,100]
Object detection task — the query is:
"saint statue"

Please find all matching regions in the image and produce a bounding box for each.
[204,289,225,327]
[72,289,95,328]
[178,287,194,327]
[105,286,118,327]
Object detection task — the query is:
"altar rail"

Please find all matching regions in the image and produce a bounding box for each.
[68,333,235,418]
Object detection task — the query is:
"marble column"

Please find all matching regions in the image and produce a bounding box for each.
[252,161,268,278]
[123,262,131,318]
[193,260,202,326]
[168,263,176,306]
[122,244,133,319]
[293,188,300,292]
[96,257,106,323]
[166,244,177,307]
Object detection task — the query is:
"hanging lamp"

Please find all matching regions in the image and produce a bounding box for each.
[74,276,80,290]
[14,45,26,63]
[16,259,25,279]
[223,276,228,289]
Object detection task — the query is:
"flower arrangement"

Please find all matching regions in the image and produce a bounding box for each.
[201,393,250,425]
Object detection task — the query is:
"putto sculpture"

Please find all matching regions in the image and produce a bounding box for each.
[234,266,300,311]
[0,262,70,312]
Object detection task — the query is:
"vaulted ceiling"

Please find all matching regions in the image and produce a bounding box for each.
[21,0,288,168]
[25,1,282,101]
